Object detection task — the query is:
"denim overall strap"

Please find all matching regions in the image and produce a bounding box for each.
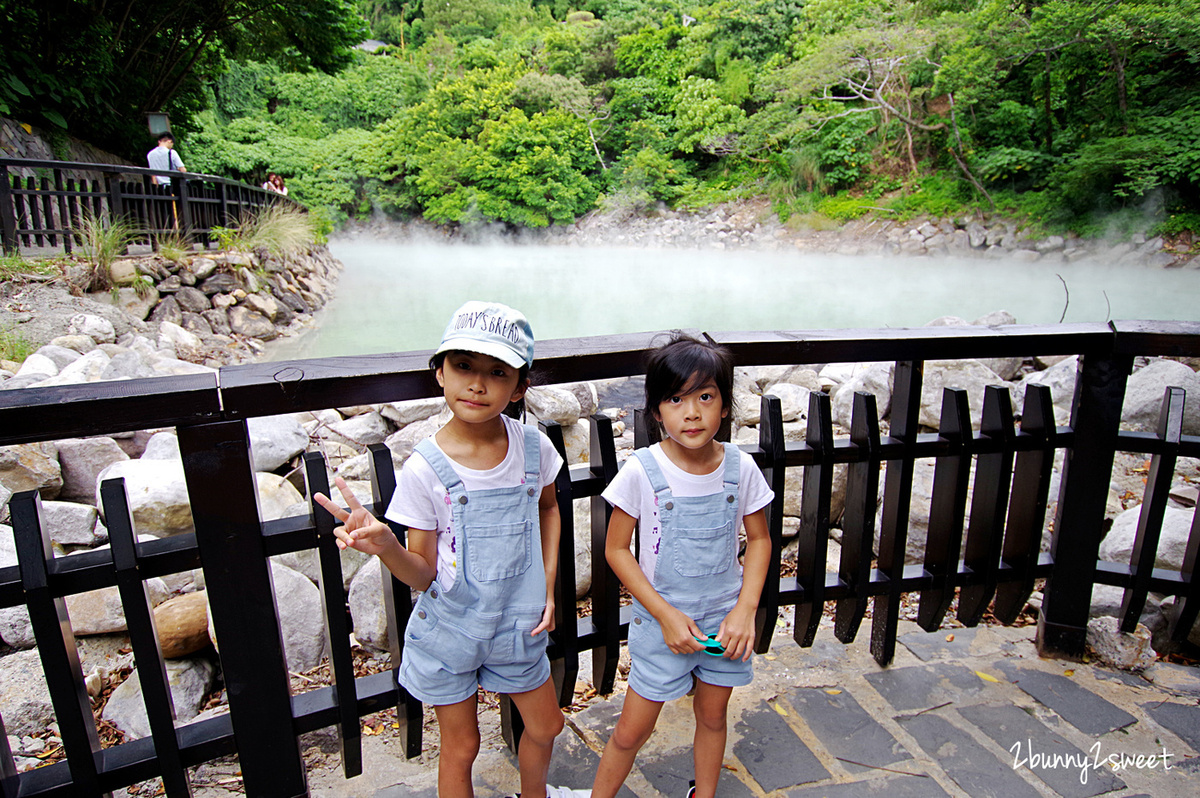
[520,423,541,489]
[720,442,741,519]
[632,447,672,504]
[414,437,464,498]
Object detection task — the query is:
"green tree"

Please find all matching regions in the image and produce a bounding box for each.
[1,0,365,159]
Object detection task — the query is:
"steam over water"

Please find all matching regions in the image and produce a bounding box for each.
[265,237,1200,361]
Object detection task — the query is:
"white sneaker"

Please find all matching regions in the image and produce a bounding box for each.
[547,787,592,798]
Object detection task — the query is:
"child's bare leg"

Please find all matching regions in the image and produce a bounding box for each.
[591,689,665,798]
[508,678,565,798]
[434,694,481,798]
[691,681,733,798]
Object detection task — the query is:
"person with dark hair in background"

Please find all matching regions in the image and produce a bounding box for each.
[146,133,185,185]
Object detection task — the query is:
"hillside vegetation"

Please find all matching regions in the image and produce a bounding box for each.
[6,1,1198,240]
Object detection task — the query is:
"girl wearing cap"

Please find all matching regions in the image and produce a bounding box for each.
[315,301,587,798]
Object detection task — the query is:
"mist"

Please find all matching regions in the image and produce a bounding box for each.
[264,236,1200,361]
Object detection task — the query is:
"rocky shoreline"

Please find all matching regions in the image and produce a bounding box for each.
[347,197,1198,268]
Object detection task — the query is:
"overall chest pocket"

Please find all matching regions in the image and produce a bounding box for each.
[671,518,734,578]
[469,520,533,582]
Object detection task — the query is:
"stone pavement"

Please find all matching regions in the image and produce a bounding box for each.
[303,618,1200,798]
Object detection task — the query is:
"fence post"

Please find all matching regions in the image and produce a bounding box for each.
[957,385,1016,626]
[872,360,923,666]
[176,420,308,796]
[173,176,193,235]
[794,391,833,647]
[834,392,882,643]
[589,413,621,695]
[1120,387,1185,632]
[754,394,785,652]
[304,454,363,779]
[1037,351,1132,659]
[0,163,16,254]
[102,478,193,797]
[10,491,110,796]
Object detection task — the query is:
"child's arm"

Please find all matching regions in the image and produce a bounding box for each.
[605,507,705,655]
[530,483,560,635]
[314,476,437,591]
[717,507,771,661]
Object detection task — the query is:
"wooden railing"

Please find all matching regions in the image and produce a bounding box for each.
[1,322,1198,796]
[0,158,294,256]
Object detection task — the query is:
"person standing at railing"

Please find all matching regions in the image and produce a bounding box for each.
[262,172,288,195]
[314,301,590,798]
[591,333,773,798]
[146,132,186,185]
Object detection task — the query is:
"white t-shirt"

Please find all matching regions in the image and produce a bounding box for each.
[384,414,564,590]
[601,443,774,585]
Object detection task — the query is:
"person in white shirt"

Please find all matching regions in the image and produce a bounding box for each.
[146,133,185,185]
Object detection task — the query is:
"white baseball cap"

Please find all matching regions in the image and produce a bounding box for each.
[435,301,534,369]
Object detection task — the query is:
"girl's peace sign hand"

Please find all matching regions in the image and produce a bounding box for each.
[313,476,397,556]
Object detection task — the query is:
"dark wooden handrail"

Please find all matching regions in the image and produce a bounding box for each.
[0,156,296,255]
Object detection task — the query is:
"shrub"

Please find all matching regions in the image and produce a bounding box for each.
[73,211,140,293]
[219,203,317,257]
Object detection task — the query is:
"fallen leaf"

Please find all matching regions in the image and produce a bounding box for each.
[975,671,1000,683]
[945,634,955,642]
[772,702,789,717]
[824,688,842,695]
[1063,669,1075,677]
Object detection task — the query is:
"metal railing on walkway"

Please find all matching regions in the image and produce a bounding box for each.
[1,322,1198,796]
[0,158,293,256]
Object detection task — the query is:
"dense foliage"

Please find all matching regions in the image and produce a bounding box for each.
[1,0,365,157]
[7,1,1199,235]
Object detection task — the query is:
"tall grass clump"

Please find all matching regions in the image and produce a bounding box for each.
[74,210,139,292]
[219,203,316,257]
[157,229,193,263]
[1,254,64,284]
[1,325,36,364]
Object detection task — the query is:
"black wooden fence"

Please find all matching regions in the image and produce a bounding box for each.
[0,158,292,256]
[1,322,1199,796]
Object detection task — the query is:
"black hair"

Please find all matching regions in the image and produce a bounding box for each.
[157,132,175,143]
[429,350,530,419]
[642,332,736,443]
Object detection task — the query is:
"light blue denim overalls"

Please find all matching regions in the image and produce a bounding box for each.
[627,442,753,702]
[398,425,551,705]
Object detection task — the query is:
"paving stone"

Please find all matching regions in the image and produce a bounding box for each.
[732,706,829,791]
[897,712,1041,797]
[571,696,624,743]
[786,773,950,796]
[1178,756,1200,774]
[865,663,1002,712]
[994,663,1136,735]
[1092,667,1151,689]
[896,627,978,662]
[1143,662,1200,695]
[640,747,753,798]
[958,703,1125,797]
[1143,701,1200,753]
[374,787,435,798]
[787,688,910,772]
[548,725,629,797]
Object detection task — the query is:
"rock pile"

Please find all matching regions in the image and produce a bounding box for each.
[0,245,341,377]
